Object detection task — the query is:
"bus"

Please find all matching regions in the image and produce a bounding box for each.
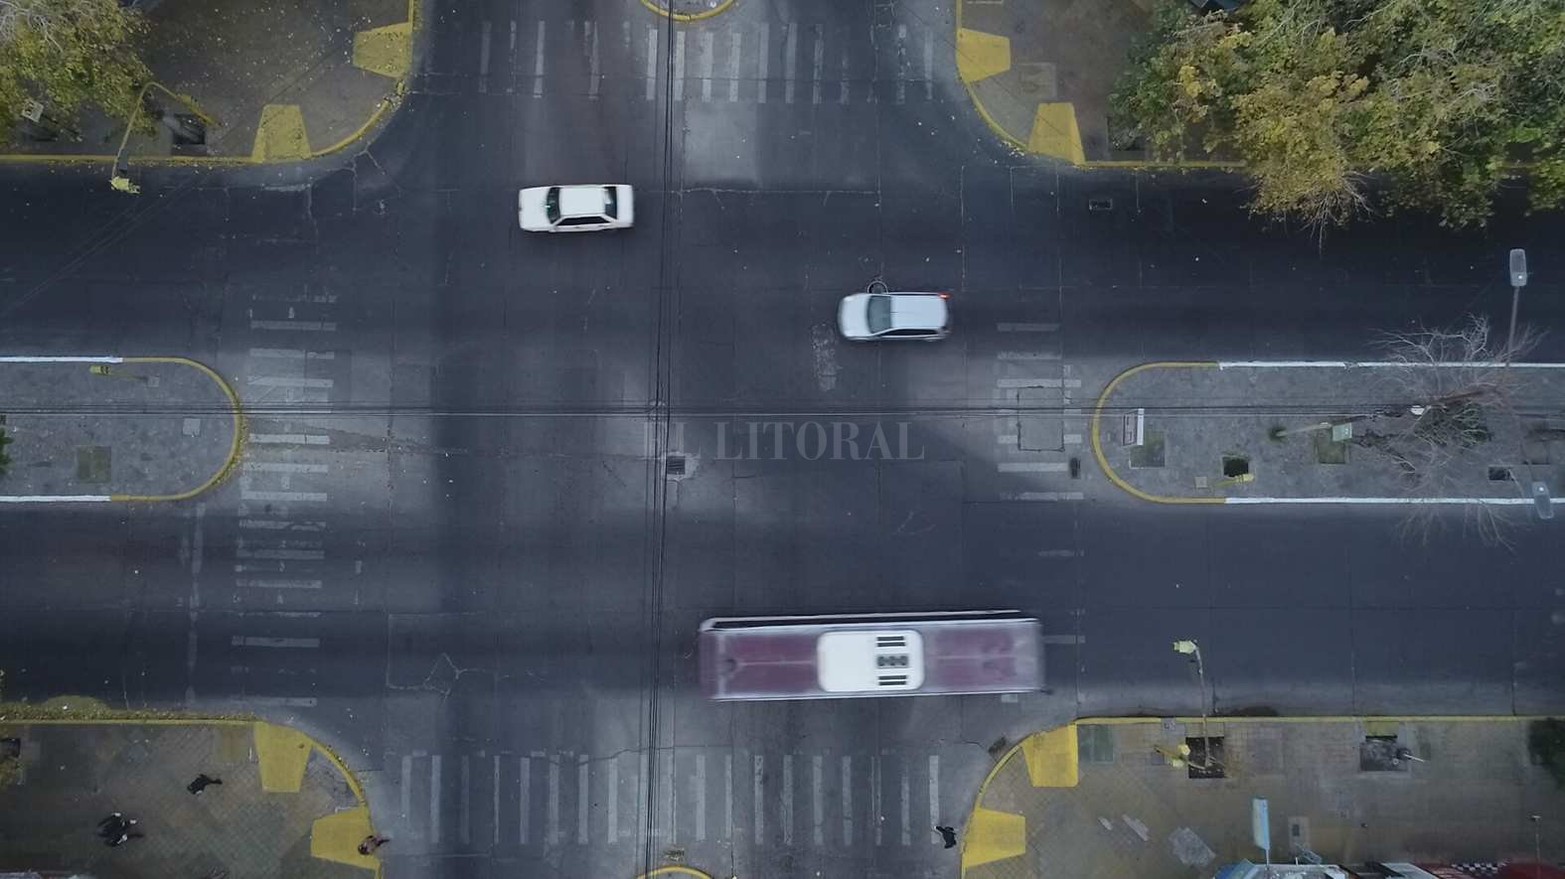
[698,610,1044,701]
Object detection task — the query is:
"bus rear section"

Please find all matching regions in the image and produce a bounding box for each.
[698,611,1044,701]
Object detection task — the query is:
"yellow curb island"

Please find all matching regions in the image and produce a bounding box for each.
[1089,360,1223,505]
[112,356,246,504]
[637,0,736,23]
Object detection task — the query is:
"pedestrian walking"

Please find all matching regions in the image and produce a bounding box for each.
[97,813,126,838]
[358,835,390,855]
[935,825,958,849]
[187,773,223,795]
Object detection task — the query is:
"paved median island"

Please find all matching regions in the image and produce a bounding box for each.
[963,717,1565,879]
[0,702,382,879]
[0,356,241,502]
[1091,361,1565,508]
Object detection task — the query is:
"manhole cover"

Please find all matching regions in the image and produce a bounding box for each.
[665,455,686,477]
[1088,198,1114,211]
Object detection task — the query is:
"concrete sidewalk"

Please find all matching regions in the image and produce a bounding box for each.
[0,712,381,879]
[963,718,1565,879]
[0,356,241,502]
[4,0,416,165]
[1091,361,1565,507]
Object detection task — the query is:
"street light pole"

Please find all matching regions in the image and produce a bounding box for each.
[1506,248,1528,363]
[1172,639,1217,769]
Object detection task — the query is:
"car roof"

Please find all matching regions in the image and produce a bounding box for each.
[886,293,948,329]
[558,185,608,217]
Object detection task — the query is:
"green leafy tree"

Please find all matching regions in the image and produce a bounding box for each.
[1111,0,1565,229]
[0,0,153,144]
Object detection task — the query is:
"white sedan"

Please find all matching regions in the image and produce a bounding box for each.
[837,288,951,341]
[518,184,634,232]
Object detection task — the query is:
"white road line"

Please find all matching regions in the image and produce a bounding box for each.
[725,753,734,843]
[492,755,501,847]
[1037,548,1080,558]
[998,378,1082,389]
[238,577,321,590]
[249,433,329,445]
[231,636,319,648]
[662,750,676,842]
[673,31,686,102]
[1065,433,1084,445]
[607,755,619,842]
[519,755,531,844]
[896,24,907,103]
[783,23,797,103]
[928,755,939,844]
[577,754,590,844]
[251,320,335,332]
[997,322,1060,332]
[401,754,412,821]
[700,30,714,101]
[812,754,824,846]
[637,752,650,844]
[478,21,491,93]
[1011,491,1087,501]
[998,351,1061,361]
[782,754,794,844]
[460,755,472,845]
[248,375,335,389]
[645,28,658,101]
[430,755,443,845]
[532,21,546,98]
[871,756,882,846]
[728,31,741,101]
[547,757,560,845]
[811,27,823,104]
[996,434,1019,445]
[240,489,329,503]
[508,21,517,93]
[842,755,853,845]
[839,49,849,104]
[694,753,707,841]
[236,547,324,561]
[757,23,769,103]
[588,21,601,98]
[243,461,328,474]
[753,755,765,843]
[998,462,1069,473]
[249,348,334,360]
[900,762,911,845]
[924,30,933,100]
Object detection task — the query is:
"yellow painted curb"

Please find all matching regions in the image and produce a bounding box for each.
[1089,361,1225,505]
[956,28,1011,85]
[109,357,245,504]
[354,22,412,79]
[1028,103,1086,164]
[638,868,715,879]
[312,805,378,867]
[1021,724,1079,787]
[1075,714,1540,726]
[962,807,1027,870]
[252,104,310,162]
[636,0,735,22]
[254,721,313,793]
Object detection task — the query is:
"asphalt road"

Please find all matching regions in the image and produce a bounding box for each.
[1,0,1564,877]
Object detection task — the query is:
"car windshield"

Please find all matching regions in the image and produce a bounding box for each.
[603,187,618,218]
[866,295,892,334]
[544,187,561,222]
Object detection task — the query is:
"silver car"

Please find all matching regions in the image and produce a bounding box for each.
[837,286,951,341]
[518,184,634,232]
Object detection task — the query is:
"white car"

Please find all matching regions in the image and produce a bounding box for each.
[518,184,634,232]
[837,289,951,341]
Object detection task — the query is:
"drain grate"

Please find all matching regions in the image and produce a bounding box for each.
[665,455,687,477]
[1088,197,1114,211]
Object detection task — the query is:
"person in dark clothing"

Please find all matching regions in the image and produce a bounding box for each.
[358,835,390,855]
[188,773,223,795]
[97,813,126,837]
[935,825,958,848]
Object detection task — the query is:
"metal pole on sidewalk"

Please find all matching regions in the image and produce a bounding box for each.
[1506,248,1528,363]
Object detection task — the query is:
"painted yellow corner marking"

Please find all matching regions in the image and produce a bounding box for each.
[254,721,314,793]
[354,22,412,79]
[963,807,1027,870]
[253,105,310,162]
[110,357,245,504]
[638,868,715,879]
[312,805,377,867]
[1090,361,1225,505]
[636,0,736,22]
[1022,724,1079,787]
[956,28,1011,84]
[1028,103,1086,164]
